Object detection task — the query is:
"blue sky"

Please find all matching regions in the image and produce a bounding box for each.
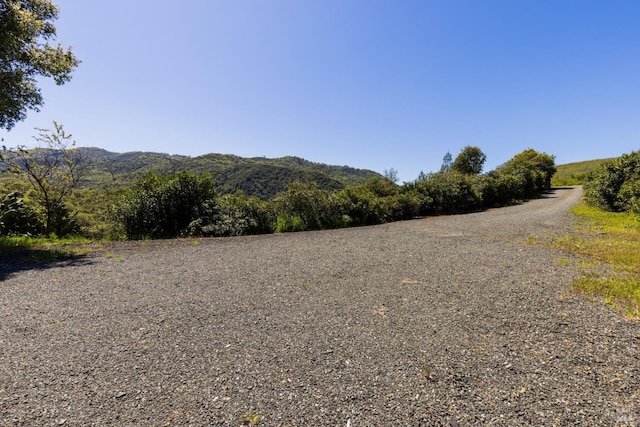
[3,0,640,182]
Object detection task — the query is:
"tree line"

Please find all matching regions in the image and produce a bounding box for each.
[1,136,558,239]
[111,146,557,239]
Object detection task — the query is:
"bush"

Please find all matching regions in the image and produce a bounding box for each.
[333,184,386,227]
[188,192,273,237]
[271,181,340,231]
[407,172,483,215]
[48,199,83,237]
[0,192,43,236]
[584,151,640,213]
[493,149,556,199]
[113,172,217,239]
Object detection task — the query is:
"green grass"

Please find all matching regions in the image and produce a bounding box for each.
[0,235,94,261]
[551,158,613,186]
[551,203,640,318]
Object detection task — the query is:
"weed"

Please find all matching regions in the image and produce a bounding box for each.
[242,411,261,425]
[421,361,432,379]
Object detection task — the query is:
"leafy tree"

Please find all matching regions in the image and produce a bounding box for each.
[452,146,487,175]
[495,148,556,197]
[0,0,80,130]
[2,122,88,236]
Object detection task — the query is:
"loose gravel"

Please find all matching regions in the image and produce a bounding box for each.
[1,187,638,426]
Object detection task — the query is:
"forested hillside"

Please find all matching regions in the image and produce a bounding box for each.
[77,148,381,199]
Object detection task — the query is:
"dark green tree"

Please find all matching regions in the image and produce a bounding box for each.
[452,146,487,175]
[0,0,80,130]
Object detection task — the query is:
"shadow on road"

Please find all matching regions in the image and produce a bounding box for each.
[0,251,94,282]
[539,187,577,199]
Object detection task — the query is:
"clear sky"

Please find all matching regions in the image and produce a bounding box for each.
[3,0,640,182]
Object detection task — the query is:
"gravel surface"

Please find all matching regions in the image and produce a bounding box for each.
[1,186,639,426]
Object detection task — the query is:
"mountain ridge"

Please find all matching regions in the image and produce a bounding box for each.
[76,147,383,199]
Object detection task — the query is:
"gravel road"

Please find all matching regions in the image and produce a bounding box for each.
[1,186,639,426]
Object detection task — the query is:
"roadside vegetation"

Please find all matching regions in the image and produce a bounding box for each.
[2,144,557,256]
[550,150,640,319]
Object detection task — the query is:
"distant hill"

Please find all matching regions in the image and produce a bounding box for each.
[76,148,383,199]
[551,158,614,186]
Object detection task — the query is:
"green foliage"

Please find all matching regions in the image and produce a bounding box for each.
[403,148,556,216]
[271,180,340,232]
[492,148,556,199]
[0,191,42,235]
[451,146,487,175]
[583,150,640,214]
[47,199,82,236]
[406,172,483,215]
[187,192,273,237]
[113,172,218,239]
[3,145,563,240]
[333,183,388,227]
[0,0,80,130]
[1,122,88,236]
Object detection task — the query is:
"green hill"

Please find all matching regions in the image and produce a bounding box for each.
[551,158,614,186]
[77,148,382,199]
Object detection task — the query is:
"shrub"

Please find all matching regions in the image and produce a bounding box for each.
[584,151,640,213]
[382,192,422,221]
[0,192,43,236]
[333,184,386,226]
[188,192,273,237]
[408,172,482,215]
[113,172,217,239]
[271,181,339,231]
[494,148,556,198]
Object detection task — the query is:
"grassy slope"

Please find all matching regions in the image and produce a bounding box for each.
[551,158,613,186]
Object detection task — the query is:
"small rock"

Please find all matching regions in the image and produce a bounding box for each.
[115,391,127,399]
